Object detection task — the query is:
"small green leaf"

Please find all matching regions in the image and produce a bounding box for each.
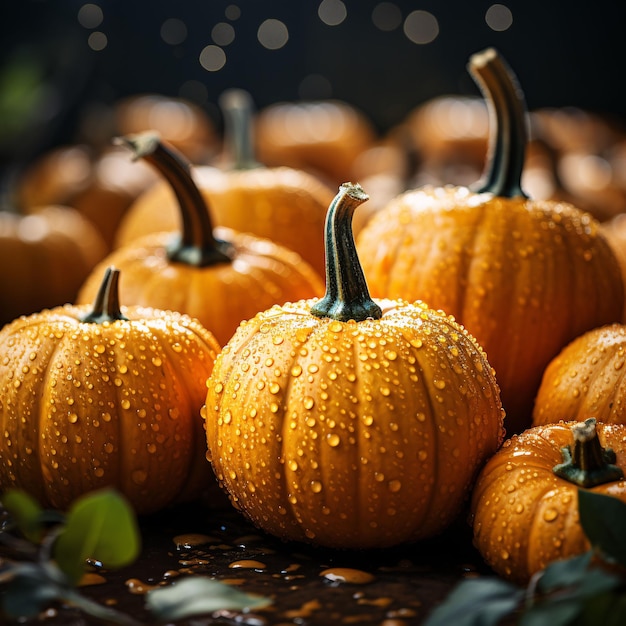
[53,489,140,584]
[1,489,45,543]
[576,590,626,626]
[578,490,626,567]
[538,552,593,593]
[145,577,271,621]
[520,598,582,626]
[1,565,62,618]
[423,577,523,626]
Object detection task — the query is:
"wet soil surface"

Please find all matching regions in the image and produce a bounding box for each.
[1,499,492,625]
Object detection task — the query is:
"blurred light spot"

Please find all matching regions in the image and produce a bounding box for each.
[161,18,187,45]
[179,81,209,105]
[559,153,613,192]
[212,22,235,46]
[225,5,241,20]
[77,3,103,29]
[18,215,49,242]
[88,31,108,51]
[298,74,333,100]
[318,0,347,26]
[199,45,226,71]
[372,2,402,31]
[257,19,289,50]
[485,4,513,31]
[404,10,439,44]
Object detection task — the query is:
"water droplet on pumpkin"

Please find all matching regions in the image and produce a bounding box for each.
[388,480,402,492]
[132,470,147,484]
[327,433,340,447]
[543,508,559,522]
[68,413,78,424]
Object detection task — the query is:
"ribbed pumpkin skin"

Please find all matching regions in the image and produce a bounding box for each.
[77,227,324,346]
[470,422,626,585]
[114,166,334,278]
[205,298,505,549]
[356,186,625,433]
[0,305,220,514]
[0,206,107,327]
[533,323,626,426]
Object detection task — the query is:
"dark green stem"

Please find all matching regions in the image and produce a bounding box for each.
[553,418,624,488]
[468,47,528,199]
[311,183,382,322]
[115,132,233,267]
[219,89,260,170]
[80,267,129,323]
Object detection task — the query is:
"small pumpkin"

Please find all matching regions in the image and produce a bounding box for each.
[204,182,504,549]
[0,267,221,514]
[356,48,624,434]
[471,418,626,585]
[254,98,378,186]
[77,133,324,346]
[0,204,107,327]
[533,323,626,426]
[114,90,334,277]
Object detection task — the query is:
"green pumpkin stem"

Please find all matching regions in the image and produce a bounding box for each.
[469,47,528,199]
[219,89,260,171]
[115,132,233,267]
[553,418,624,487]
[311,183,382,322]
[80,266,129,323]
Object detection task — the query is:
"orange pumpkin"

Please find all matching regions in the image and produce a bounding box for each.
[0,205,107,327]
[533,323,626,426]
[77,133,324,346]
[204,182,504,549]
[0,267,221,514]
[254,98,378,186]
[471,419,626,585]
[113,90,334,277]
[356,48,624,434]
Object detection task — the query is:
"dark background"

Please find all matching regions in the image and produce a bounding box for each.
[2,0,626,166]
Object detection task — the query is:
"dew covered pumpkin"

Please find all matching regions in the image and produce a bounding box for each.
[356,49,624,434]
[204,182,505,549]
[471,419,626,585]
[0,267,221,514]
[77,133,324,346]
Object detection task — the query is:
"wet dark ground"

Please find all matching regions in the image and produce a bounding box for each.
[1,497,494,626]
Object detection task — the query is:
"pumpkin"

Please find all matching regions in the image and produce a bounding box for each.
[76,133,324,346]
[113,90,334,277]
[254,99,378,186]
[356,48,624,435]
[0,267,221,514]
[16,143,158,250]
[471,418,626,585]
[113,93,219,164]
[0,204,107,327]
[533,323,626,426]
[204,182,505,549]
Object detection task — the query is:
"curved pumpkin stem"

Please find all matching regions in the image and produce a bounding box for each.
[468,47,528,199]
[80,266,129,323]
[311,183,382,322]
[219,88,260,171]
[553,418,624,487]
[115,132,233,267]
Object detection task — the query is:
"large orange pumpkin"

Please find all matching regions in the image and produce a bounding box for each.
[0,204,107,327]
[204,182,504,549]
[114,90,334,277]
[471,419,626,585]
[356,48,624,434]
[0,267,221,514]
[77,133,324,346]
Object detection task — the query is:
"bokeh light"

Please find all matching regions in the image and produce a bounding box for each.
[404,10,439,45]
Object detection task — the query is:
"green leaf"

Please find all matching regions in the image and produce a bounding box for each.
[52,489,140,584]
[145,577,271,621]
[520,599,582,626]
[1,565,62,619]
[575,589,626,626]
[1,489,45,543]
[422,577,523,626]
[578,490,626,567]
[538,552,593,593]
